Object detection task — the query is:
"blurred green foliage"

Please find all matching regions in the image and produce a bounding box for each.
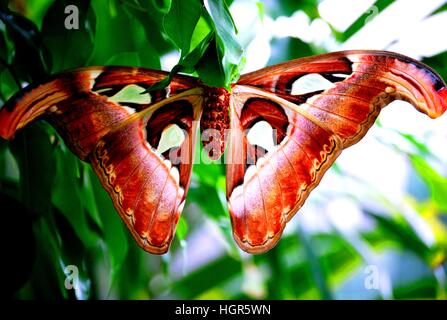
[0,0,446,300]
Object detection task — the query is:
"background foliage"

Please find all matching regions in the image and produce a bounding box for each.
[1,0,447,299]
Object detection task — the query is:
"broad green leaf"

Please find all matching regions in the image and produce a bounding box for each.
[178,29,214,73]
[90,0,160,69]
[0,22,10,61]
[297,227,333,299]
[393,276,438,299]
[112,236,154,299]
[195,37,226,87]
[106,52,140,66]
[163,0,201,55]
[125,0,174,55]
[52,144,100,248]
[188,182,227,221]
[143,64,183,93]
[0,7,48,81]
[422,51,447,76]
[79,163,103,229]
[263,243,299,299]
[190,15,213,51]
[363,209,432,261]
[53,209,92,300]
[171,255,242,299]
[0,68,19,104]
[89,167,129,283]
[202,0,243,87]
[268,37,314,65]
[175,215,188,241]
[0,20,15,84]
[17,0,53,29]
[9,123,56,218]
[144,30,213,93]
[410,154,447,212]
[263,0,320,19]
[0,143,19,201]
[150,0,171,13]
[313,234,362,288]
[193,154,225,186]
[29,216,69,299]
[41,0,96,73]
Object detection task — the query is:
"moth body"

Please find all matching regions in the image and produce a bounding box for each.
[200,86,231,160]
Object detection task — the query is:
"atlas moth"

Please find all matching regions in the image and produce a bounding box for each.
[0,50,446,254]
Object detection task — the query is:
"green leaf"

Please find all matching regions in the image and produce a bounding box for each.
[263,0,320,19]
[53,209,92,300]
[52,144,100,248]
[90,0,160,69]
[171,255,242,299]
[79,163,103,229]
[202,0,243,87]
[398,132,431,157]
[256,1,265,21]
[422,51,447,76]
[196,36,226,87]
[363,209,432,261]
[175,215,188,241]
[297,226,333,299]
[144,31,213,93]
[334,0,395,42]
[268,37,315,65]
[124,0,174,55]
[409,154,447,212]
[9,123,56,218]
[143,64,183,93]
[0,141,20,199]
[0,7,48,81]
[89,167,129,283]
[150,0,172,13]
[430,2,447,15]
[0,68,19,103]
[163,0,201,56]
[0,22,12,62]
[262,243,299,299]
[190,15,213,51]
[41,0,96,73]
[15,0,54,29]
[180,30,213,72]
[188,183,227,221]
[29,217,69,299]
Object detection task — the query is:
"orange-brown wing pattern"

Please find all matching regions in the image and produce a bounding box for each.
[228,50,447,253]
[0,67,203,254]
[0,67,198,159]
[91,91,203,253]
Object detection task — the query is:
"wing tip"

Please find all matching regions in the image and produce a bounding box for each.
[434,87,447,118]
[140,241,171,255]
[133,232,172,255]
[233,229,285,254]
